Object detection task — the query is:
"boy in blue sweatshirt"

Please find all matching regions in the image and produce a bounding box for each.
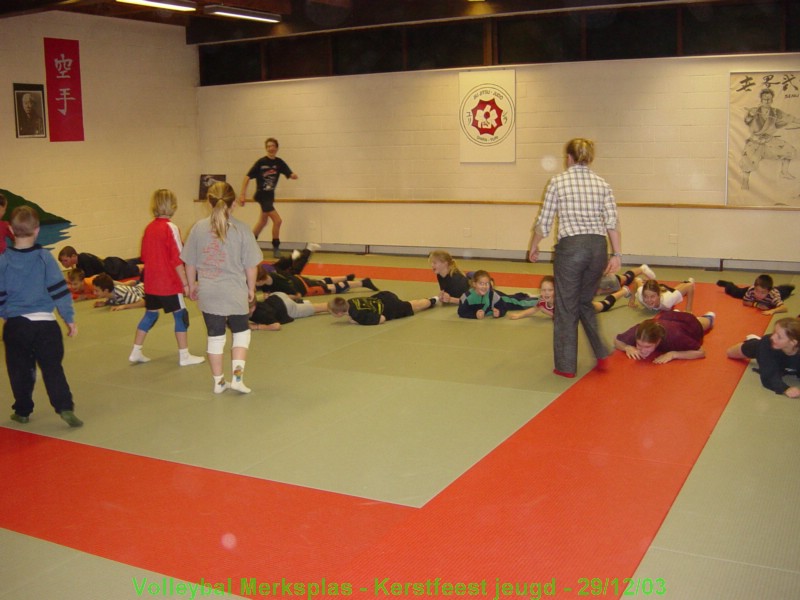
[0,206,82,427]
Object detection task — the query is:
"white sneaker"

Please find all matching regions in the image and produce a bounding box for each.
[179,354,205,366]
[701,312,715,328]
[622,285,631,298]
[291,249,301,261]
[306,242,321,253]
[640,264,656,280]
[129,353,151,364]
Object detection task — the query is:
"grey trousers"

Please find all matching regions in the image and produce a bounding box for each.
[552,234,609,374]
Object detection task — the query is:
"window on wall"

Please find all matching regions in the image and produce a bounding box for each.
[196,0,793,86]
[682,1,784,55]
[333,28,404,76]
[790,1,800,51]
[496,15,582,64]
[586,8,677,60]
[406,22,484,71]
[199,42,261,86]
[266,36,331,80]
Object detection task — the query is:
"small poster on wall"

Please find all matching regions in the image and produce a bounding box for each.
[199,174,226,200]
[459,70,516,163]
[14,84,46,138]
[727,71,800,207]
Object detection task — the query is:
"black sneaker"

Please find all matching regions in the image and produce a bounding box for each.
[362,278,379,291]
[60,410,84,428]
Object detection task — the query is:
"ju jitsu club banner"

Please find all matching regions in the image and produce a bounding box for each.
[727,71,800,207]
[459,70,516,163]
[44,37,85,142]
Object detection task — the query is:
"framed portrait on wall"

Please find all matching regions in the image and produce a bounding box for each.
[727,72,800,207]
[14,83,47,138]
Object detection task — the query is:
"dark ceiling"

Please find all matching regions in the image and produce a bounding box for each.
[1,0,732,45]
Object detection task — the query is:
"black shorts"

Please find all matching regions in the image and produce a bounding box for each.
[144,293,185,313]
[202,313,250,336]
[255,192,276,214]
[741,337,761,359]
[375,291,414,320]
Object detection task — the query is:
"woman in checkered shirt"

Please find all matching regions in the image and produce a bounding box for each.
[528,138,622,378]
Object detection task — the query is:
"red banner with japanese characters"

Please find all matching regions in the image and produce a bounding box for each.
[44,37,85,142]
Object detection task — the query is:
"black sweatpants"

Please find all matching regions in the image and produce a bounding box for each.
[3,317,74,417]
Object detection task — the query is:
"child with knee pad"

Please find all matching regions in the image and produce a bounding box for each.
[182,182,264,393]
[508,275,630,321]
[129,189,204,366]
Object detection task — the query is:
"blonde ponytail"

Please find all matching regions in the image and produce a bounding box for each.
[206,182,236,241]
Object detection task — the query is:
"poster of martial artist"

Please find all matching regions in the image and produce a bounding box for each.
[728,72,800,207]
[459,70,516,163]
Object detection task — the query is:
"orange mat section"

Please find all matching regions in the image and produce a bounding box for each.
[0,280,769,598]
[300,262,543,289]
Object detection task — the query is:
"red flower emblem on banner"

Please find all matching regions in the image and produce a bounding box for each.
[470,98,504,136]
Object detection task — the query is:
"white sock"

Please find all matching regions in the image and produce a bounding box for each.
[129,344,150,363]
[179,348,204,366]
[230,360,251,393]
[213,375,229,394]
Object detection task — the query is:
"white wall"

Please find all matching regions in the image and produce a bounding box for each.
[0,12,200,259]
[1,12,797,267]
[199,54,800,266]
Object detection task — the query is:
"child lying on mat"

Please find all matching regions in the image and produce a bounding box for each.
[256,264,378,298]
[65,268,98,301]
[429,249,470,305]
[614,310,715,364]
[596,263,656,294]
[716,274,792,316]
[458,270,539,319]
[91,273,145,310]
[248,292,328,331]
[726,317,800,398]
[329,291,436,325]
[509,275,630,320]
[629,277,695,313]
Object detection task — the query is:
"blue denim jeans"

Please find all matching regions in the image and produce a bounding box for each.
[552,234,609,373]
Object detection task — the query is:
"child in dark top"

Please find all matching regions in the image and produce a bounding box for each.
[0,206,82,427]
[239,137,298,257]
[58,245,141,280]
[614,310,715,364]
[256,263,377,298]
[457,270,539,319]
[429,250,470,304]
[0,193,16,254]
[716,274,792,316]
[328,291,436,325]
[249,292,328,331]
[726,318,800,397]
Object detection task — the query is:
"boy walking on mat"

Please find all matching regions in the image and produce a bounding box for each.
[0,207,83,427]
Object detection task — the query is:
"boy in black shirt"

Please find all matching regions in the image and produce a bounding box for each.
[328,291,436,325]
